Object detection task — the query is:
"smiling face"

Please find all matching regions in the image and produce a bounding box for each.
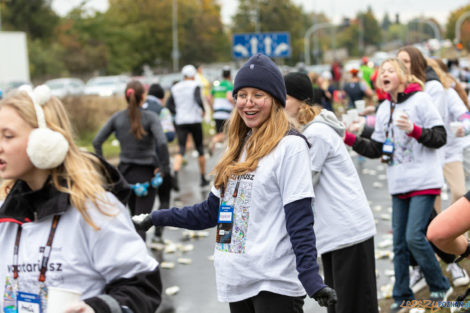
[397,51,411,72]
[235,87,274,132]
[0,105,42,186]
[379,61,405,101]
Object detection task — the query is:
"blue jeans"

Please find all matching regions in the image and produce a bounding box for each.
[391,195,450,302]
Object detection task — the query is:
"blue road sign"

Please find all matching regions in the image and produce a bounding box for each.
[232,32,291,59]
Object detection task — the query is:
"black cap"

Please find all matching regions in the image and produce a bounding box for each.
[284,72,314,104]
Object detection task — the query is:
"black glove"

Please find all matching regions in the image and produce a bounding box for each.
[312,286,337,307]
[132,214,154,232]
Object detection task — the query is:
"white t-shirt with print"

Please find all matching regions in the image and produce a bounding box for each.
[304,122,376,255]
[210,135,315,303]
[444,88,467,163]
[372,91,444,195]
[0,193,157,307]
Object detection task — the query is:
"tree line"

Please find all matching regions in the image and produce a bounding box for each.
[1,0,469,81]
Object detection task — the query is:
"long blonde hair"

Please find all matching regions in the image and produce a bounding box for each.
[376,58,424,91]
[212,98,290,189]
[0,92,113,230]
[426,58,453,89]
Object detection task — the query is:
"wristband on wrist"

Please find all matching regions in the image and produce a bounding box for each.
[455,240,470,263]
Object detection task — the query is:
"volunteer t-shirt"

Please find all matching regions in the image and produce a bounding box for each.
[304,122,376,255]
[211,80,234,120]
[0,193,157,307]
[210,135,314,303]
[372,92,444,194]
[444,88,466,163]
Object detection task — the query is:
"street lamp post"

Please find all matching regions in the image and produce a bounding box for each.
[172,0,179,72]
[455,11,470,45]
[407,18,441,42]
[304,22,333,65]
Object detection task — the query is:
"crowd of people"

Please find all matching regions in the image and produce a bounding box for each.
[2,46,470,313]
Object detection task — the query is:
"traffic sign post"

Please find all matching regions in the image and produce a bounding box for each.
[232,32,291,59]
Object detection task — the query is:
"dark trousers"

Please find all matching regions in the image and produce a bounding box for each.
[154,173,171,237]
[229,291,305,313]
[321,237,378,313]
[118,163,157,240]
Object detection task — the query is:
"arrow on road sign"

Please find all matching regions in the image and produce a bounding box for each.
[264,37,273,56]
[233,44,249,57]
[250,37,258,55]
[274,43,289,56]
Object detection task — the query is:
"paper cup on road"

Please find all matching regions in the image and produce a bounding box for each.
[354,100,366,113]
[450,121,462,135]
[47,287,81,313]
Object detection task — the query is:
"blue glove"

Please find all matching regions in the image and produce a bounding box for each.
[151,173,163,188]
[131,182,149,197]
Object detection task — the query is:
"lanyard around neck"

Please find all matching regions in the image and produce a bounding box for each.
[386,101,396,139]
[220,179,241,203]
[13,215,61,283]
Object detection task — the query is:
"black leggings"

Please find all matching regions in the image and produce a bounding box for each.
[229,291,305,313]
[175,123,204,156]
[118,163,157,240]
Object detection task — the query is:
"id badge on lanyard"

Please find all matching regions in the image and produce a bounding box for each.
[216,181,240,244]
[3,215,61,313]
[383,138,394,154]
[16,292,42,313]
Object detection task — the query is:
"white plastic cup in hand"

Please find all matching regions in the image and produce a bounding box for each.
[342,114,351,127]
[394,109,408,126]
[347,109,359,122]
[47,287,82,313]
[450,121,463,135]
[354,100,366,113]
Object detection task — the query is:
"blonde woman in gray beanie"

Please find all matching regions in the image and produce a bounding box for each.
[133,54,337,312]
[285,72,378,313]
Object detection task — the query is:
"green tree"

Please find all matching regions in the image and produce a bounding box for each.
[2,0,59,39]
[446,4,470,51]
[55,8,110,76]
[105,0,229,74]
[382,12,391,30]
[358,7,382,47]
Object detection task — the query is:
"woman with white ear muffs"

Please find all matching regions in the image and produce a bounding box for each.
[0,86,162,313]
[93,80,170,240]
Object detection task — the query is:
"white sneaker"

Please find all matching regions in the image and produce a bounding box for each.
[410,266,427,293]
[447,262,470,287]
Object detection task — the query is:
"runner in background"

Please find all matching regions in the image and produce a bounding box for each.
[208,66,234,156]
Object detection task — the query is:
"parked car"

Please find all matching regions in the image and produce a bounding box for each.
[45,78,85,98]
[3,80,31,94]
[132,75,159,91]
[158,73,181,91]
[84,75,129,97]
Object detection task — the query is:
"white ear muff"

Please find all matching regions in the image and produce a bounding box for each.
[21,85,69,169]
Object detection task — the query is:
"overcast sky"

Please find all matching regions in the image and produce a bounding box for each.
[52,0,468,26]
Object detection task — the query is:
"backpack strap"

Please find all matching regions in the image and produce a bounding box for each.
[286,128,311,149]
